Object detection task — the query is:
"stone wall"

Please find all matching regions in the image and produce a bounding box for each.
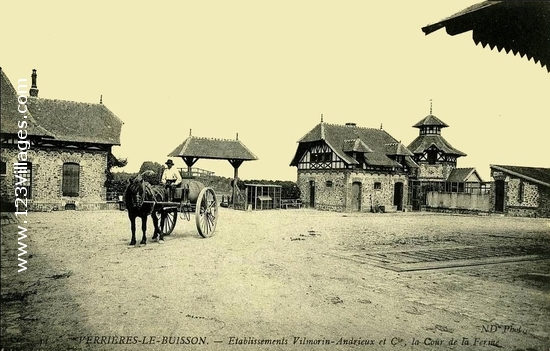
[489,172,550,218]
[1,146,109,211]
[536,186,550,218]
[296,170,408,212]
[506,178,549,218]
[506,177,539,208]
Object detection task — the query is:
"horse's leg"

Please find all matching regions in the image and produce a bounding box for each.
[151,210,164,243]
[158,211,166,243]
[140,215,147,245]
[152,211,159,241]
[129,214,137,246]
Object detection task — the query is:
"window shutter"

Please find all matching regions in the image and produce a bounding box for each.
[62,163,80,197]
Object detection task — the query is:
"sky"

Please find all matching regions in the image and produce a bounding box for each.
[2,1,549,181]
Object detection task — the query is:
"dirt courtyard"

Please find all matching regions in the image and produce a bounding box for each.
[1,208,549,351]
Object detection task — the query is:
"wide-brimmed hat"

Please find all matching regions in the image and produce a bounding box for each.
[165,159,174,166]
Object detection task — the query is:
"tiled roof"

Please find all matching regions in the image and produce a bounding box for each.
[0,68,53,138]
[491,165,550,187]
[447,168,483,182]
[290,122,411,168]
[407,134,467,156]
[422,1,550,72]
[27,97,123,145]
[168,136,258,161]
[412,114,449,128]
[342,138,373,153]
[403,155,419,169]
[384,142,414,156]
[1,68,123,145]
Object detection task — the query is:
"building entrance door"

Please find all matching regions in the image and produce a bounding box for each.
[351,182,362,211]
[393,182,403,211]
[309,181,315,208]
[495,180,505,212]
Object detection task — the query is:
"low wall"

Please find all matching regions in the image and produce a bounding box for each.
[426,192,491,212]
[28,201,122,212]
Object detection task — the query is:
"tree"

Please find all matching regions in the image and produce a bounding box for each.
[138,161,164,185]
[110,172,135,199]
[105,152,128,197]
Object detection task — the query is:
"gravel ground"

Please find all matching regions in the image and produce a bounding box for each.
[1,209,549,351]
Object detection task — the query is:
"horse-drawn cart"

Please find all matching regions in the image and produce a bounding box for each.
[156,179,219,238]
[146,179,219,238]
[125,175,219,245]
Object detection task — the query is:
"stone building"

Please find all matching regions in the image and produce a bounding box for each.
[490,165,550,218]
[1,68,123,211]
[406,113,486,211]
[289,118,417,212]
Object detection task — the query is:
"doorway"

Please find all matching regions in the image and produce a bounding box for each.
[495,180,505,212]
[393,182,403,211]
[351,182,362,211]
[309,181,315,208]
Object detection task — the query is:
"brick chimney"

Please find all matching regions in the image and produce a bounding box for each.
[29,69,39,97]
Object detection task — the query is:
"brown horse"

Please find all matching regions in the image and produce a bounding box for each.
[123,171,167,246]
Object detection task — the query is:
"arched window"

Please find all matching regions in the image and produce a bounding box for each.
[62,163,80,197]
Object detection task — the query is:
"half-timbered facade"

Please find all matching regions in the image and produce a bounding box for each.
[290,120,417,212]
[1,68,123,211]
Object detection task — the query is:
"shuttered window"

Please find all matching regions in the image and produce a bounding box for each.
[62,163,80,197]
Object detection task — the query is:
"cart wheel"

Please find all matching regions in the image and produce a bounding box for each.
[156,208,177,236]
[195,187,218,238]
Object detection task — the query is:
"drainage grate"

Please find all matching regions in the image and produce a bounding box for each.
[334,245,550,272]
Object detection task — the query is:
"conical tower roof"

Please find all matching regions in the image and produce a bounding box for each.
[412,114,449,128]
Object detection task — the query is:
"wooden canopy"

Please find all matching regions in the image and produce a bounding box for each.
[167,135,258,207]
[168,135,258,171]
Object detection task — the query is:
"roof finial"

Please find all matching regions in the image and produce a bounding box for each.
[321,113,324,123]
[189,129,192,136]
[100,95,102,104]
[236,132,239,140]
[380,123,383,130]
[29,69,39,97]
[430,99,433,114]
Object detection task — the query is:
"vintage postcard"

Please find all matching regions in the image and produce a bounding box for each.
[1,1,549,350]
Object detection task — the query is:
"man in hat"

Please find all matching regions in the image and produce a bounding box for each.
[161,159,182,201]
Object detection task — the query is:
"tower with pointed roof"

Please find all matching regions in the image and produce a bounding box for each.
[407,110,466,181]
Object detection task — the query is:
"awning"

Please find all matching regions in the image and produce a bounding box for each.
[422,1,550,72]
